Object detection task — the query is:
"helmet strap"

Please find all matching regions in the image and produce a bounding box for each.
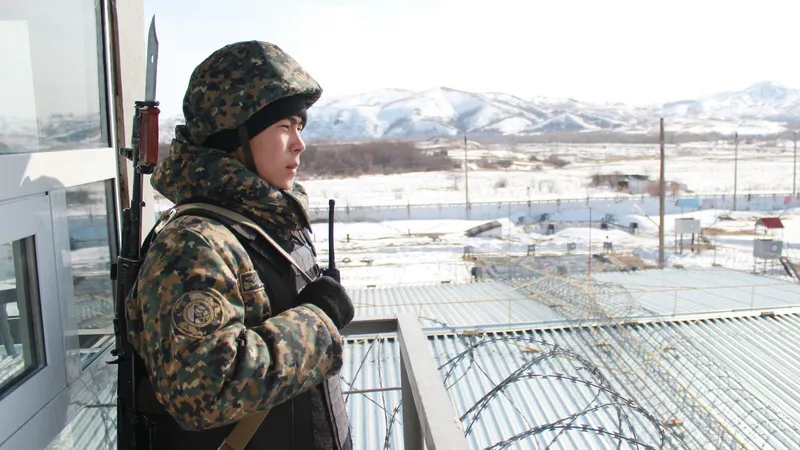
[238,125,258,174]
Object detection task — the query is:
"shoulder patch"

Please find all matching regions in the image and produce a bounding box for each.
[240,270,264,293]
[172,290,225,338]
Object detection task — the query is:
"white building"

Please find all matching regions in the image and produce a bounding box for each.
[0,1,154,448]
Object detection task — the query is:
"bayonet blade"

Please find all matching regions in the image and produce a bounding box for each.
[144,15,158,102]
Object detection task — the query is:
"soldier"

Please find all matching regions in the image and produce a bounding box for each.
[125,41,354,449]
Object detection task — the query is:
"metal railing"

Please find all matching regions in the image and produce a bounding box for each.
[305,192,800,223]
[307,191,800,213]
[341,314,470,450]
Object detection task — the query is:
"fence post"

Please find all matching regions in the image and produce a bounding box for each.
[673,290,678,315]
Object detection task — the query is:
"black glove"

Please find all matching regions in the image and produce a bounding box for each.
[297,276,354,329]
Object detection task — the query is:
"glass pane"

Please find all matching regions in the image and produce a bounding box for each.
[66,180,116,368]
[0,237,46,399]
[0,0,108,154]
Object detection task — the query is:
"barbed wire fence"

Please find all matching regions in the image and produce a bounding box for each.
[340,266,800,449]
[342,313,672,449]
[507,270,800,449]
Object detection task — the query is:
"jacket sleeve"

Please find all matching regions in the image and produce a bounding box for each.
[132,218,344,431]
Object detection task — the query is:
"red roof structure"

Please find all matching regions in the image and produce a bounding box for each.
[755,218,784,229]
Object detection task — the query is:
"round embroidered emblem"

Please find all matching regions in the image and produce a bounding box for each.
[172,291,225,338]
[184,299,214,326]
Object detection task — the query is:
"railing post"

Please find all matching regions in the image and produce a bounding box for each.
[341,315,470,450]
[401,356,423,450]
[396,314,469,450]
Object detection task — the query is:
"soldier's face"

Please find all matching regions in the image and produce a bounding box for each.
[239,116,306,189]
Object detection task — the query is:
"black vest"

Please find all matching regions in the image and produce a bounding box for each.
[134,208,352,450]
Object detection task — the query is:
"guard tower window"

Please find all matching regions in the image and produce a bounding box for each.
[0,237,45,400]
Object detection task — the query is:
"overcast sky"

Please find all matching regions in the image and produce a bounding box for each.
[145,0,800,117]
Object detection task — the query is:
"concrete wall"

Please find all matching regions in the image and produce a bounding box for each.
[308,193,800,223]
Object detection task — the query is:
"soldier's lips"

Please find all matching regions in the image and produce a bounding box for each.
[286,163,299,174]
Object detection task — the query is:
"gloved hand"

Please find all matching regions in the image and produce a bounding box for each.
[297,276,354,329]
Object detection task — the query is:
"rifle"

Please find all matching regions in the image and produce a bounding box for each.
[321,199,340,282]
[109,16,160,450]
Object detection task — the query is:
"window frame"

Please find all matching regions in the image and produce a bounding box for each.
[0,195,67,445]
[0,0,153,445]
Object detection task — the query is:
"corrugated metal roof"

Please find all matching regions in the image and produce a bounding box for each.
[342,336,403,450]
[49,311,800,449]
[350,268,800,329]
[44,268,800,449]
[341,312,800,450]
[350,280,565,327]
[591,267,800,316]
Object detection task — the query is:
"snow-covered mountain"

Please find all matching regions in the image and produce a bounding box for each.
[301,87,648,140]
[662,81,800,122]
[155,82,800,143]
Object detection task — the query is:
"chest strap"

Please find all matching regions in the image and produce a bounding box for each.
[162,202,315,284]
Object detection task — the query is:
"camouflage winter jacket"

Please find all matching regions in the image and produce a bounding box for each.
[125,131,343,431]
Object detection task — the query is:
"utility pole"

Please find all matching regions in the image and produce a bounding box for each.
[464,134,470,219]
[733,132,739,211]
[588,207,592,281]
[794,131,797,197]
[659,118,665,270]
[588,207,594,319]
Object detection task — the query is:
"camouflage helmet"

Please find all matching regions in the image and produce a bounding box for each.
[182,41,322,146]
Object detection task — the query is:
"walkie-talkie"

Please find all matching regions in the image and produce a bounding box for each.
[322,199,340,282]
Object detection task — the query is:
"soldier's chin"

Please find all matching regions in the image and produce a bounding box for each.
[278,176,294,190]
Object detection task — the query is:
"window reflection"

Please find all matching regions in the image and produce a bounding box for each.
[0,0,108,154]
[0,238,46,399]
[65,180,117,367]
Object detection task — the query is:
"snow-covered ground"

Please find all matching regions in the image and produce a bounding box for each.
[146,140,800,289]
[296,141,798,207]
[310,208,800,288]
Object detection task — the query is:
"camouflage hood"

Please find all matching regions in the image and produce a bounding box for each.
[151,130,311,234]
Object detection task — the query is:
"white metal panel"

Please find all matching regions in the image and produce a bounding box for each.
[0,0,147,447]
[0,195,67,446]
[0,148,117,204]
[674,218,701,234]
[49,189,82,385]
[754,239,783,259]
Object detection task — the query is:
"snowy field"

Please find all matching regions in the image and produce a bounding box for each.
[308,208,800,288]
[149,140,800,289]
[297,140,798,207]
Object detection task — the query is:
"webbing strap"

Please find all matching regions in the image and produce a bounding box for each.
[164,202,314,283]
[216,411,268,450]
